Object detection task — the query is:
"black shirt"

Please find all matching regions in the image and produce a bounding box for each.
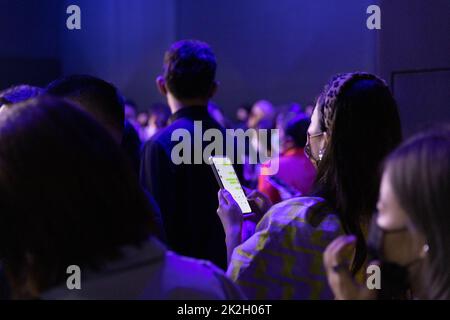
[140,106,242,269]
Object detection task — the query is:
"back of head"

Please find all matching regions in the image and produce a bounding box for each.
[164,40,217,100]
[0,96,154,296]
[285,116,310,148]
[315,72,402,273]
[0,85,42,105]
[385,126,450,299]
[45,75,125,140]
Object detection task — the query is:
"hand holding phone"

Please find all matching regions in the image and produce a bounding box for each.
[209,156,252,214]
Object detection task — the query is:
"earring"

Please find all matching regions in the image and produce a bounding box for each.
[318,149,325,161]
[420,244,430,259]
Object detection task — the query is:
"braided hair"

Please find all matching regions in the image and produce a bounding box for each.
[312,72,402,274]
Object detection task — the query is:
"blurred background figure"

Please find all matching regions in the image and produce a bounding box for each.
[258,112,316,204]
[247,99,275,130]
[46,75,126,143]
[136,110,150,139]
[234,103,252,130]
[124,99,140,129]
[304,104,315,118]
[244,100,276,187]
[287,102,303,115]
[208,101,230,129]
[141,103,171,142]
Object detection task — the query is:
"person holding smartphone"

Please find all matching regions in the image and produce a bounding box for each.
[217,72,402,299]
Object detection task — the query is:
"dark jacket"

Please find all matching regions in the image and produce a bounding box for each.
[140,106,242,269]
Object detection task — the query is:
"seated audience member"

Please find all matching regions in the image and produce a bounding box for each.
[141,103,171,142]
[140,40,242,270]
[247,100,275,131]
[234,103,252,130]
[136,111,149,137]
[244,100,276,188]
[45,75,164,240]
[0,97,243,300]
[324,126,450,300]
[304,105,315,118]
[217,72,402,299]
[258,114,316,204]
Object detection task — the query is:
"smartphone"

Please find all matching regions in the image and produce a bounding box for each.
[209,156,252,214]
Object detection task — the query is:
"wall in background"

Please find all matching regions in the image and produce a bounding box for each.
[58,0,378,114]
[377,0,450,137]
[61,0,176,109]
[175,0,377,115]
[0,0,63,88]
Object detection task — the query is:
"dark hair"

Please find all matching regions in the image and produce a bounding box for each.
[313,73,402,274]
[45,75,125,134]
[163,40,217,100]
[385,126,450,300]
[0,85,42,105]
[122,119,142,174]
[0,96,155,295]
[285,116,310,148]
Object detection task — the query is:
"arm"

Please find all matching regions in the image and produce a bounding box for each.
[217,189,243,264]
[217,188,272,263]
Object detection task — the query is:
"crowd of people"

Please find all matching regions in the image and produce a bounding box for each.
[0,39,448,300]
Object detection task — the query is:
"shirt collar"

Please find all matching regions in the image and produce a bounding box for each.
[170,105,209,123]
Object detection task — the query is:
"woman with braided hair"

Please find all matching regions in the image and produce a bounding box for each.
[216,72,402,299]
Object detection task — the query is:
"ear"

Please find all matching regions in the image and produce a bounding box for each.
[208,81,219,99]
[156,76,167,96]
[320,132,329,150]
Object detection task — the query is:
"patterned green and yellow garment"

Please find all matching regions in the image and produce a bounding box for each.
[227,196,344,299]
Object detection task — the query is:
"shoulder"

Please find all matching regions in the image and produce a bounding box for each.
[227,197,341,299]
[262,197,340,230]
[162,251,244,299]
[229,196,341,258]
[142,127,174,156]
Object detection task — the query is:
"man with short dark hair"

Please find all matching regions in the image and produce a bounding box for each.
[46,75,125,143]
[45,75,165,242]
[141,40,237,269]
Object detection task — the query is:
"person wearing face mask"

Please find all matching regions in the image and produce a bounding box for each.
[217,72,402,299]
[324,127,450,300]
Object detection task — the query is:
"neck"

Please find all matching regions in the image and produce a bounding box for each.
[167,93,209,114]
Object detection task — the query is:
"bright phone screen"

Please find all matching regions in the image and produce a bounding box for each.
[210,157,252,214]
